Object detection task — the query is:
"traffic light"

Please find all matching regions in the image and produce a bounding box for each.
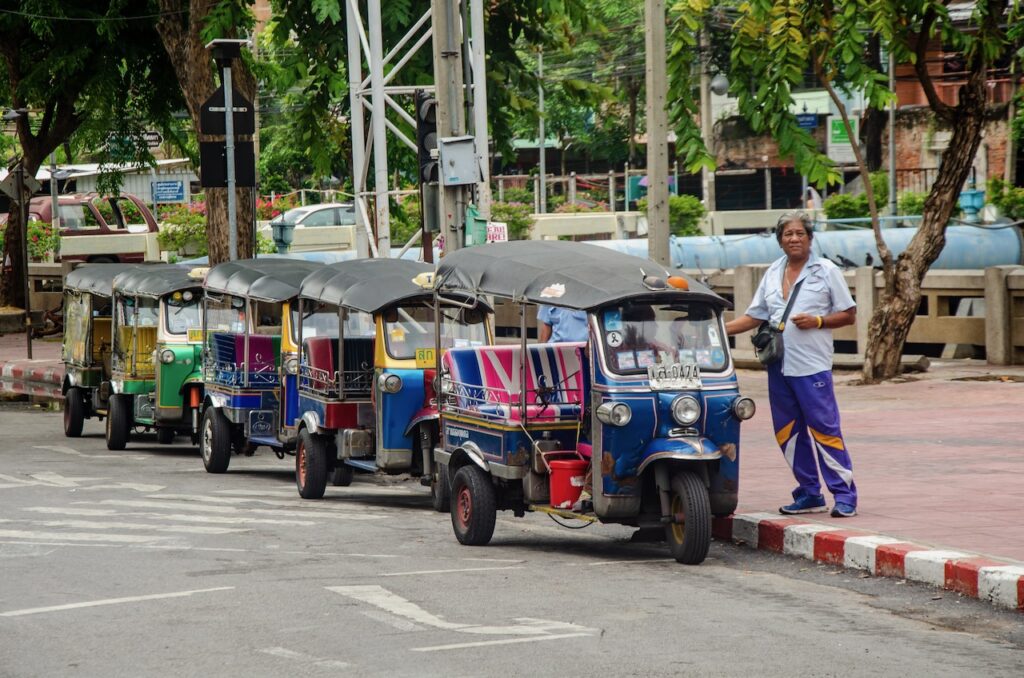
[415,89,438,185]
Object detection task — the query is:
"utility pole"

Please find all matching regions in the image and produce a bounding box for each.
[537,51,547,214]
[645,0,671,266]
[469,0,492,221]
[699,29,717,215]
[888,48,897,216]
[368,0,391,256]
[431,0,468,252]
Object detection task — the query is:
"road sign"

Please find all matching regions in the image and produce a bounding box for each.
[199,141,255,188]
[143,131,164,149]
[0,172,41,200]
[796,113,818,130]
[827,116,858,164]
[151,180,185,203]
[486,221,508,243]
[200,85,255,136]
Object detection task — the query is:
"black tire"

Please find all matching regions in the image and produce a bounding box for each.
[156,427,175,445]
[295,429,329,499]
[200,407,232,473]
[431,463,451,513]
[331,464,354,487]
[450,465,496,546]
[63,387,85,438]
[105,395,132,451]
[665,470,712,565]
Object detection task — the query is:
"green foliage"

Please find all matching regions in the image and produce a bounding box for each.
[636,194,706,237]
[390,195,424,246]
[503,187,534,204]
[897,192,928,217]
[256,194,300,221]
[26,220,60,260]
[256,233,278,255]
[988,178,1024,220]
[822,193,868,219]
[93,197,146,226]
[553,201,609,213]
[157,205,208,255]
[491,202,535,240]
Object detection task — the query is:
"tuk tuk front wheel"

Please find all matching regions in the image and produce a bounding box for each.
[105,395,132,451]
[156,427,175,445]
[63,387,85,438]
[451,465,496,546]
[296,429,328,499]
[431,463,450,513]
[666,470,712,565]
[201,408,232,473]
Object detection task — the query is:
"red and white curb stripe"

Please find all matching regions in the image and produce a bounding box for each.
[713,513,1024,611]
[0,361,62,386]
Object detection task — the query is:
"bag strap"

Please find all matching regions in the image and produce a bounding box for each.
[777,279,805,330]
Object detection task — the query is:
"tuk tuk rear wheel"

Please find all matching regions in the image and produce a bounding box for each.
[105,395,132,451]
[64,387,85,438]
[156,427,175,445]
[422,426,449,512]
[201,407,232,473]
[451,465,496,546]
[666,470,712,565]
[296,429,328,499]
[331,464,354,487]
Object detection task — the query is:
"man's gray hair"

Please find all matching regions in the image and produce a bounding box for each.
[775,211,814,243]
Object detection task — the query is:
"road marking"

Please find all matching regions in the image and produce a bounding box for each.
[0,474,40,489]
[153,493,405,510]
[5,519,245,535]
[33,445,149,461]
[327,585,598,637]
[587,559,674,567]
[82,483,166,493]
[0,586,234,617]
[24,506,316,526]
[29,472,108,487]
[257,647,350,669]
[411,633,594,653]
[380,566,524,577]
[360,608,424,631]
[85,499,385,520]
[0,529,168,543]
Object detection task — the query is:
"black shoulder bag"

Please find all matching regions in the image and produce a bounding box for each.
[751,279,804,366]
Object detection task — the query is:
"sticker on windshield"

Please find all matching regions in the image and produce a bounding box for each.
[636,350,656,368]
[711,348,725,366]
[696,349,713,367]
[617,351,636,369]
[707,327,721,347]
[540,283,566,298]
[678,348,696,364]
[606,330,623,347]
[603,309,622,331]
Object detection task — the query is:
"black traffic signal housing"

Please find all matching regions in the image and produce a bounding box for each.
[415,89,438,185]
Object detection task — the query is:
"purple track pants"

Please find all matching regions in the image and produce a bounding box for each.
[767,363,857,506]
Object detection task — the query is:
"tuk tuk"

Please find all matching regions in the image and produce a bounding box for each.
[198,259,325,473]
[294,258,491,503]
[61,263,144,437]
[432,241,756,564]
[106,265,205,450]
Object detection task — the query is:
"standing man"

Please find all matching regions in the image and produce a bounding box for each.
[725,213,859,517]
[537,305,589,343]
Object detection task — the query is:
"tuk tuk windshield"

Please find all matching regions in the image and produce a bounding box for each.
[291,303,374,344]
[384,303,487,360]
[164,292,201,335]
[62,291,91,364]
[205,295,247,333]
[116,295,159,328]
[597,301,727,374]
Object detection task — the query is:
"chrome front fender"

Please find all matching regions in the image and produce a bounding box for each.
[403,411,439,437]
[300,411,323,435]
[636,437,722,476]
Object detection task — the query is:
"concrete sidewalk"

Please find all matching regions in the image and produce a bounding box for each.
[2,332,1023,607]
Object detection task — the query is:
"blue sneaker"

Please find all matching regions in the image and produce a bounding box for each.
[831,502,857,518]
[779,494,828,515]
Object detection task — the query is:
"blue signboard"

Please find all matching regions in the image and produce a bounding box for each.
[151,180,186,203]
[796,113,818,130]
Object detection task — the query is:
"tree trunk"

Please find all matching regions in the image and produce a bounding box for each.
[205,187,255,262]
[862,92,987,381]
[860,35,886,172]
[1,149,60,309]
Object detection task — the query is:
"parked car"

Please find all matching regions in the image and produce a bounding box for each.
[261,203,358,253]
[1,192,161,263]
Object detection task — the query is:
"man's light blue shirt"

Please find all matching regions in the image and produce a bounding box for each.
[537,305,589,342]
[746,255,855,377]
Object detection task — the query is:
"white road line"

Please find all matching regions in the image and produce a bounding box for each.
[7,519,245,535]
[33,445,150,461]
[0,540,399,558]
[587,559,674,567]
[29,472,107,487]
[0,587,234,617]
[411,633,594,653]
[154,493,411,509]
[360,609,424,632]
[23,506,316,526]
[257,647,350,669]
[380,566,524,577]
[0,529,168,543]
[85,499,385,520]
[0,474,39,489]
[82,483,166,493]
[215,486,421,497]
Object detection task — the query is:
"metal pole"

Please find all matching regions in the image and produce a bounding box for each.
[888,48,898,216]
[49,153,60,232]
[223,63,238,261]
[609,170,616,213]
[432,0,467,253]
[699,29,716,213]
[537,51,547,214]
[470,0,492,220]
[644,0,671,266]
[17,161,31,359]
[369,0,391,256]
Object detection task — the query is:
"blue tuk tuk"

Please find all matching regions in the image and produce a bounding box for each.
[433,241,756,564]
[198,259,325,472]
[293,258,490,503]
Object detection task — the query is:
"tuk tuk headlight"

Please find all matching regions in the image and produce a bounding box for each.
[732,396,756,421]
[159,349,176,365]
[671,395,701,426]
[283,355,299,375]
[379,373,402,394]
[596,402,632,427]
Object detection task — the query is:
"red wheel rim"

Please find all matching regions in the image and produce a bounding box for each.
[456,486,472,530]
[297,441,307,486]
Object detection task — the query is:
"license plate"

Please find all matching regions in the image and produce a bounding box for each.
[415,347,436,369]
[248,410,275,437]
[647,362,702,390]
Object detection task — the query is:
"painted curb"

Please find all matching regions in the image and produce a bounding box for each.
[713,513,1024,612]
[0,360,63,387]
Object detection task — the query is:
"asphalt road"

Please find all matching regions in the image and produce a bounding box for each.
[1,402,1022,678]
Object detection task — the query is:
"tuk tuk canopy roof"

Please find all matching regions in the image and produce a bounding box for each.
[299,258,434,314]
[435,240,730,311]
[203,259,325,302]
[64,263,147,298]
[112,264,201,299]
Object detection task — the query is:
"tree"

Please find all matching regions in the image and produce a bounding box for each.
[668,0,1020,381]
[0,0,180,308]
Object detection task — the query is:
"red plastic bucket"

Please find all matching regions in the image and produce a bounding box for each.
[549,459,589,509]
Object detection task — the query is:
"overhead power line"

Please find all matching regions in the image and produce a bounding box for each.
[0,7,187,22]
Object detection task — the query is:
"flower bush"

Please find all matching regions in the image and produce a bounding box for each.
[490,202,534,240]
[988,178,1024,220]
[157,204,208,255]
[256,193,300,221]
[27,219,60,260]
[553,200,609,214]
